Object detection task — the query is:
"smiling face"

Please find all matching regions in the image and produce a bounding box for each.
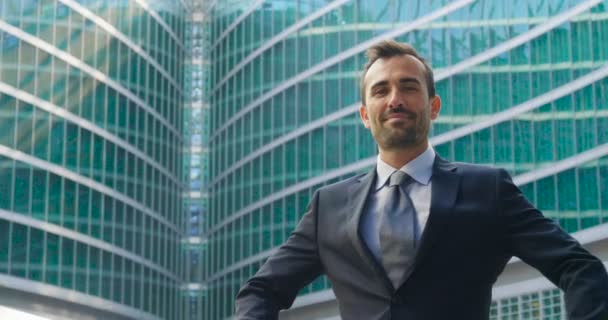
[359,54,441,152]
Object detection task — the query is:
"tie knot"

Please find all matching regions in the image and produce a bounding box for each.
[389,170,412,187]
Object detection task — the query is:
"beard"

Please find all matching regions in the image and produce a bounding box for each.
[372,107,430,150]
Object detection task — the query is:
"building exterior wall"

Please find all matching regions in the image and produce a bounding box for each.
[0,1,187,319]
[205,0,608,319]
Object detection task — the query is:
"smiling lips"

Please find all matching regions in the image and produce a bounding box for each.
[387,114,411,120]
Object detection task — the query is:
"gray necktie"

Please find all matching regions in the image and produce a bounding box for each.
[379,170,418,288]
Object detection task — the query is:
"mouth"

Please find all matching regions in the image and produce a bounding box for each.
[383,112,415,122]
[387,114,411,119]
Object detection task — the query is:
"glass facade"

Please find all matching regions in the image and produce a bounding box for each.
[0,1,187,319]
[490,288,566,320]
[183,0,210,319]
[204,0,608,319]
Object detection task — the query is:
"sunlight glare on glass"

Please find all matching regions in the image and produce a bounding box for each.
[0,305,50,320]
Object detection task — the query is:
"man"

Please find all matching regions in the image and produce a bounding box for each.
[235,40,608,319]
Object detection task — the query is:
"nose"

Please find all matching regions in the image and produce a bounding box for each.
[388,88,405,109]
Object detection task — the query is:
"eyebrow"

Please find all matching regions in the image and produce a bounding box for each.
[369,77,421,91]
[399,78,421,86]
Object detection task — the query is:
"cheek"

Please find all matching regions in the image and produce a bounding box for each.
[406,95,426,106]
[368,102,385,116]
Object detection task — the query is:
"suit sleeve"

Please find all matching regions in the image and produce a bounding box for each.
[234,190,324,319]
[497,169,608,319]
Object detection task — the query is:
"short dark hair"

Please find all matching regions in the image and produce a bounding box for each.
[360,40,436,105]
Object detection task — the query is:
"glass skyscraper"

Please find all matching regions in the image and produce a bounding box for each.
[0,1,188,319]
[203,0,608,319]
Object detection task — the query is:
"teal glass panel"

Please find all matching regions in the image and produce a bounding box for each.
[33,109,50,160]
[600,163,608,221]
[0,220,8,273]
[113,255,123,304]
[77,185,90,235]
[89,247,100,296]
[10,223,27,278]
[79,128,92,177]
[101,251,112,300]
[47,174,62,225]
[31,169,47,219]
[0,94,16,148]
[13,163,31,214]
[63,179,76,230]
[61,237,74,290]
[64,122,79,170]
[49,116,65,165]
[45,232,59,285]
[15,102,34,154]
[124,259,133,307]
[75,242,87,293]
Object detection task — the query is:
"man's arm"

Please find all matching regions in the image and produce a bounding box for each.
[497,169,608,319]
[235,191,324,319]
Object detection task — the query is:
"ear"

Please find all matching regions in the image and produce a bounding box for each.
[359,104,370,128]
[430,95,441,120]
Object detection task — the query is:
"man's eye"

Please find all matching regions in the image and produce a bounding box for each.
[373,88,388,95]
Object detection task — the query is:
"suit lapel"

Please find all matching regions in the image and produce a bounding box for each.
[410,155,460,270]
[345,169,393,288]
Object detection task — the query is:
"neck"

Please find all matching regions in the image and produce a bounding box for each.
[378,140,429,169]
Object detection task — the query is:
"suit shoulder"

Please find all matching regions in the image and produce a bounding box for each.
[450,161,506,176]
[315,172,368,194]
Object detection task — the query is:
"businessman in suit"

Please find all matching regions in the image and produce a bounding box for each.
[235,40,608,319]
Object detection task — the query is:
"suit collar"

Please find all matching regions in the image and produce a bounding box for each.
[374,146,435,191]
[432,154,458,172]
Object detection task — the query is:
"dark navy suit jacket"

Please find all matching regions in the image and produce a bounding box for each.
[236,156,608,319]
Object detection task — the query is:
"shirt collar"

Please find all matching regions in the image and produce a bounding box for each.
[374,145,435,191]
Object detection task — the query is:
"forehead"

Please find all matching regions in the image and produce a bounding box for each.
[364,54,427,89]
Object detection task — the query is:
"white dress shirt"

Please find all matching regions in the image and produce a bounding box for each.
[359,145,435,263]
